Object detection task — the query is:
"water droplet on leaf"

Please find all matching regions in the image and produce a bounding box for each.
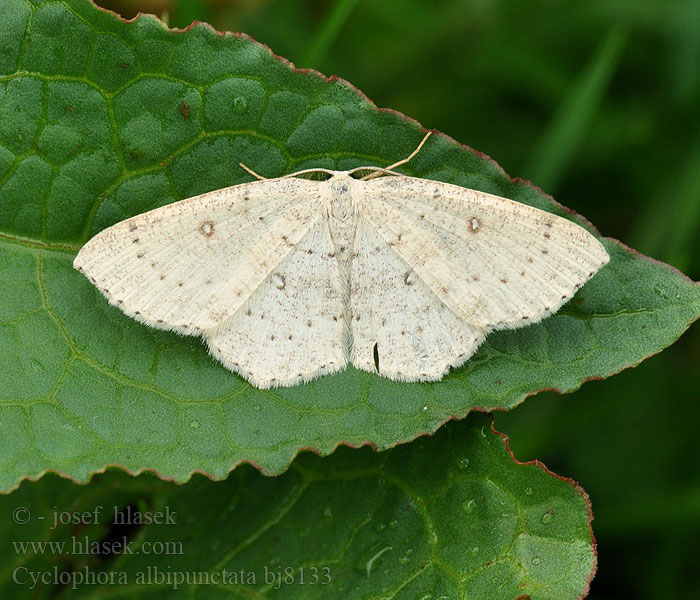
[354,543,393,577]
[654,284,669,298]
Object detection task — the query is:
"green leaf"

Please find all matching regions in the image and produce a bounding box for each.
[0,0,699,490]
[0,414,595,600]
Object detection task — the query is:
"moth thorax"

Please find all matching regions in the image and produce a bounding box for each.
[330,179,354,222]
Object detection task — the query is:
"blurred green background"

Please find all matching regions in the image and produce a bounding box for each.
[93,1,700,598]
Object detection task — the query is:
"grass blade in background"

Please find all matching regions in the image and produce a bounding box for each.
[523,27,627,193]
[631,127,700,274]
[299,0,362,68]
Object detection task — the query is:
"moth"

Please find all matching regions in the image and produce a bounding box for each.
[74,133,608,388]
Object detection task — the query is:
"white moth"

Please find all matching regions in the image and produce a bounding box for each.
[74,133,609,389]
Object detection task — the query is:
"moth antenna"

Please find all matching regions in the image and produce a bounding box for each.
[385,131,432,171]
[362,131,432,181]
[239,162,267,180]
